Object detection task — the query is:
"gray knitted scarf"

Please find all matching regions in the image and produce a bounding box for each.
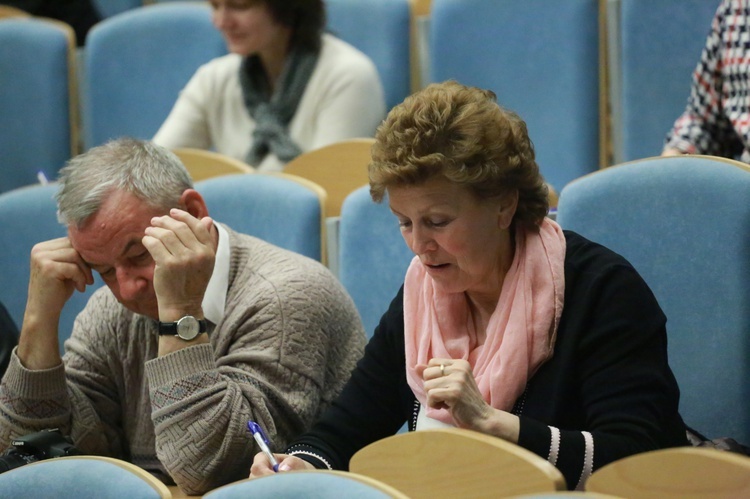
[239,47,319,166]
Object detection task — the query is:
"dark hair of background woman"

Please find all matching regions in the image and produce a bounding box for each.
[265,0,326,52]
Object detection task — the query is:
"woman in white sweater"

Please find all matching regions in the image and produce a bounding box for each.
[153,0,385,172]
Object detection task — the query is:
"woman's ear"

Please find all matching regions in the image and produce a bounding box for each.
[178,189,209,219]
[498,190,519,230]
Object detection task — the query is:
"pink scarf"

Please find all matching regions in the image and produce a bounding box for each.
[404,218,566,425]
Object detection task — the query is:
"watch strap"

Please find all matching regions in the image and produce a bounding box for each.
[157,317,207,337]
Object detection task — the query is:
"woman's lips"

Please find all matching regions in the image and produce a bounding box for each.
[424,262,450,270]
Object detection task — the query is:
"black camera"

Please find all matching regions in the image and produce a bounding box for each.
[0,428,82,473]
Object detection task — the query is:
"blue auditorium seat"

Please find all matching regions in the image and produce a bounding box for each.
[429,0,600,192]
[0,456,171,498]
[557,155,750,444]
[83,3,226,149]
[195,173,325,262]
[326,0,411,111]
[0,17,76,192]
[338,186,413,337]
[90,0,142,19]
[609,0,718,162]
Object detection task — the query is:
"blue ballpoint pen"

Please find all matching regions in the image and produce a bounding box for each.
[248,421,279,472]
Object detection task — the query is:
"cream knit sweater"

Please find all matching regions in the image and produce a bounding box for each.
[153,34,386,171]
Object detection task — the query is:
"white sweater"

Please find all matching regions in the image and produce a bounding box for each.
[153,34,386,171]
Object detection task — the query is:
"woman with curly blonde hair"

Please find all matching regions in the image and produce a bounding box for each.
[251,81,687,490]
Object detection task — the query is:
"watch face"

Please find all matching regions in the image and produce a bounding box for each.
[176,316,201,341]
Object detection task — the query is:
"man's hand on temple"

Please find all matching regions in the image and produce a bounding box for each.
[143,209,216,354]
[18,237,94,369]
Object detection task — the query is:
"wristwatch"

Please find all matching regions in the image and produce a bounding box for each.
[158,316,207,341]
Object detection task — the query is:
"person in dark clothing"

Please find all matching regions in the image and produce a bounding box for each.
[249,81,688,490]
[0,302,18,377]
[4,0,101,45]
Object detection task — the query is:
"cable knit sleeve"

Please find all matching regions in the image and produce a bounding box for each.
[0,288,135,460]
[286,288,414,470]
[145,234,366,494]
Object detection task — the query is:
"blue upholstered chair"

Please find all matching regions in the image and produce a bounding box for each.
[0,184,103,354]
[83,3,226,149]
[0,17,76,193]
[429,0,600,192]
[204,470,408,499]
[90,0,143,19]
[338,186,413,337]
[556,155,750,444]
[0,456,171,498]
[608,0,718,163]
[195,173,326,262]
[326,0,411,111]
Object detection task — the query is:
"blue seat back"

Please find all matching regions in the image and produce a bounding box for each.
[326,0,411,111]
[90,0,143,19]
[0,457,168,498]
[204,471,397,499]
[556,156,750,443]
[196,174,323,261]
[0,18,74,192]
[0,184,103,354]
[339,186,413,337]
[613,0,718,162]
[83,3,226,148]
[429,0,599,192]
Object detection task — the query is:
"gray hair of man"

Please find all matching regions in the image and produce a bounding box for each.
[56,138,194,228]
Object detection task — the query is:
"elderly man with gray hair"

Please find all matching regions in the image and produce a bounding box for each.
[0,138,365,495]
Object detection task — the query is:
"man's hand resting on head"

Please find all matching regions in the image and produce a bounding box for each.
[143,208,217,355]
[18,237,94,370]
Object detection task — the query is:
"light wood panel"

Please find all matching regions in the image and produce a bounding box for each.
[586,446,750,498]
[172,148,254,181]
[283,138,373,218]
[350,428,566,498]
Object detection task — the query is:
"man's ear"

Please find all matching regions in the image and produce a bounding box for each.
[179,189,209,219]
[498,190,519,230]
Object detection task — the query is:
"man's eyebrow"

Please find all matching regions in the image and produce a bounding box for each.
[83,238,144,270]
[122,239,141,256]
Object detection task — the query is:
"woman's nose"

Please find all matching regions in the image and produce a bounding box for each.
[409,226,435,255]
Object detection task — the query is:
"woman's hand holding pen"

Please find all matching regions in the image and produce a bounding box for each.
[248,421,315,477]
[418,358,520,444]
[249,453,314,477]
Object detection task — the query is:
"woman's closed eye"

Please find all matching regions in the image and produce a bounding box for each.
[398,218,450,230]
[426,219,449,228]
